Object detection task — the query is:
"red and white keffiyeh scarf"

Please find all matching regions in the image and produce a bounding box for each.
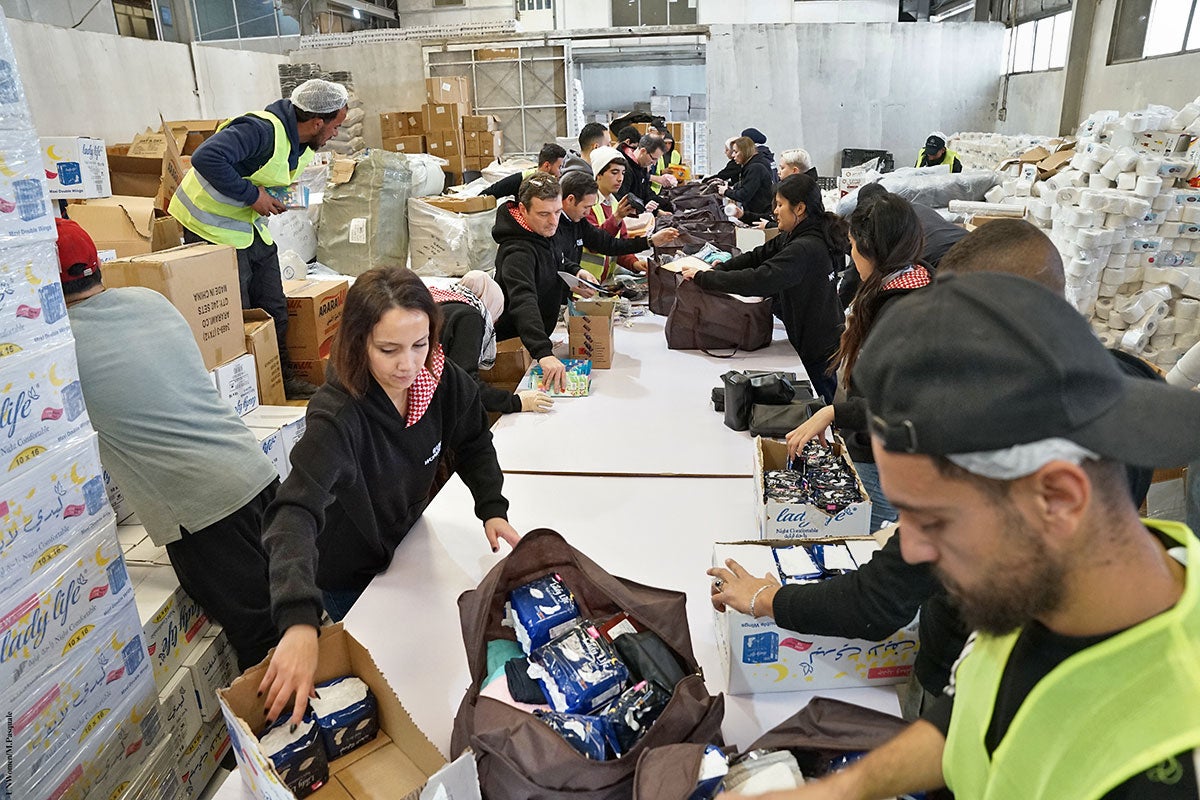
[404,346,445,428]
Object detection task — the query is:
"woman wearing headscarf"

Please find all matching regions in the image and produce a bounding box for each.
[431,270,553,414]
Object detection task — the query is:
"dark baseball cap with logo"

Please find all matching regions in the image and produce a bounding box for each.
[857,272,1200,468]
[925,135,946,152]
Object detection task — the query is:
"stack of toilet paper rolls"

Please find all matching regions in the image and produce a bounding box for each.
[988,98,1200,372]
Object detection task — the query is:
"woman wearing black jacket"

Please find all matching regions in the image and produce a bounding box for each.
[721,136,774,218]
[785,194,931,532]
[681,174,846,403]
[258,267,520,726]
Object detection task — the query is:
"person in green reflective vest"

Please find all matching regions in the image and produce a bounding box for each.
[650,125,681,196]
[718,273,1200,800]
[169,79,348,399]
[915,133,963,173]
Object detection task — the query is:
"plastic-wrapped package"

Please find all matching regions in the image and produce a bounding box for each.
[836,168,1001,216]
[317,150,411,275]
[599,680,670,756]
[508,573,580,652]
[482,157,536,186]
[325,136,366,155]
[534,710,614,760]
[0,8,33,133]
[408,153,452,198]
[528,621,630,714]
[407,197,499,277]
[260,715,329,798]
[0,130,55,244]
[311,676,379,759]
[268,210,317,262]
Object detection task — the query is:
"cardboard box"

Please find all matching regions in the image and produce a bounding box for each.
[465,156,489,172]
[180,718,231,799]
[713,539,918,694]
[480,132,504,158]
[462,114,501,132]
[423,195,496,214]
[105,469,137,524]
[292,357,330,387]
[0,340,92,481]
[0,433,112,590]
[184,628,238,723]
[567,298,616,368]
[251,425,288,480]
[0,240,73,357]
[135,566,212,692]
[401,111,426,135]
[425,75,470,105]
[423,103,470,134]
[383,134,426,154]
[283,278,348,361]
[379,112,405,140]
[41,136,111,198]
[243,405,307,464]
[755,436,871,539]
[479,338,531,387]
[211,352,259,417]
[425,129,463,158]
[219,623,451,800]
[67,195,184,258]
[463,131,482,156]
[0,519,132,699]
[109,735,181,800]
[105,144,163,198]
[104,244,245,370]
[443,154,469,175]
[159,664,205,774]
[243,309,286,406]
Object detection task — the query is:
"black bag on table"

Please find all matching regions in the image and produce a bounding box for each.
[749,399,825,438]
[665,277,773,356]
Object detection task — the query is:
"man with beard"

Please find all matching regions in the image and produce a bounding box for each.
[716,272,1200,800]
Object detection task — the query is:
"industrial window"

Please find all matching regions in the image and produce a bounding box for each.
[516,0,554,9]
[1111,0,1200,61]
[1003,10,1071,73]
[191,0,301,41]
[114,0,158,39]
[434,0,467,6]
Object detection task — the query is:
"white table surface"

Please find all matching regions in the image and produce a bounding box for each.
[213,473,899,800]
[490,313,810,477]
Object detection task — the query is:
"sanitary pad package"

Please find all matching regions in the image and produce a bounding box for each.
[534,710,614,761]
[311,675,379,759]
[508,573,580,652]
[599,680,670,756]
[528,621,630,714]
[260,715,329,799]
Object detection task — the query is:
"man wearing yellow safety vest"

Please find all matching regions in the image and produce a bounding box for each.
[650,125,681,196]
[915,133,963,173]
[718,273,1200,800]
[169,79,348,399]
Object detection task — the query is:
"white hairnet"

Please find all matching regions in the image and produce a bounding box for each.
[291,79,349,114]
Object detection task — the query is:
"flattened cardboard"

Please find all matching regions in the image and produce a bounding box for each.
[423,195,495,213]
[218,624,451,800]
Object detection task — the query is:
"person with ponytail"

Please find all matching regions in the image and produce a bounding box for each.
[785,193,931,531]
[680,173,846,403]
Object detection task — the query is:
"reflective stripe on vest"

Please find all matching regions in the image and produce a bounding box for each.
[580,200,609,276]
[943,519,1200,800]
[169,110,315,249]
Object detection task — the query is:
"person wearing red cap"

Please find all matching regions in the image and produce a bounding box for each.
[57,218,281,671]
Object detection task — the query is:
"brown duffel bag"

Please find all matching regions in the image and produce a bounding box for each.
[450,529,725,800]
[664,276,774,355]
[646,257,677,316]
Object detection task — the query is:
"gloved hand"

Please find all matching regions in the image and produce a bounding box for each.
[518,389,555,413]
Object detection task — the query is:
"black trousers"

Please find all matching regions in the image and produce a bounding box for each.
[184,226,290,366]
[165,480,279,671]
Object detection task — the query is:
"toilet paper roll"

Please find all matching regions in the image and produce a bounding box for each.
[1001,179,1019,195]
[1151,331,1175,348]
[1184,205,1200,224]
[1187,118,1200,136]
[1177,297,1200,319]
[1158,315,1177,336]
[1176,332,1200,349]
[1113,238,1134,254]
[1080,190,1104,210]
[1118,286,1174,323]
[1116,173,1139,192]
[1031,181,1048,198]
[1106,253,1129,269]
[1095,296,1115,315]
[1015,179,1034,196]
[1125,198,1153,218]
[1127,265,1146,283]
[1096,331,1117,348]
[1173,103,1200,130]
[1122,113,1150,132]
[1076,228,1106,248]
[1108,315,1129,330]
[1111,149,1140,171]
[1066,257,1094,278]
[1054,187,1082,205]
[1136,157,1163,177]
[1030,201,1053,221]
[1088,173,1113,190]
[1121,330,1149,352]
[1067,169,1088,187]
[984,184,1007,205]
[1103,212,1128,228]
[1135,175,1163,197]
[1098,229,1118,247]
[1099,159,1124,181]
[1102,266,1128,284]
[1099,281,1120,297]
[1140,343,1159,359]
[1062,207,1091,226]
[1102,195,1130,213]
[1154,193,1177,211]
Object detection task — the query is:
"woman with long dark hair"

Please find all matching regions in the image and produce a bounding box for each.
[785,193,930,531]
[258,267,519,725]
[681,173,846,403]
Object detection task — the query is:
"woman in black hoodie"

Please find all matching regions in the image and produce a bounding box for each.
[259,267,519,725]
[681,174,846,403]
[785,194,931,532]
[721,136,774,218]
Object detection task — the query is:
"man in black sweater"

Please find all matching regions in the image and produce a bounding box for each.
[709,220,1160,716]
[614,128,665,206]
[480,143,566,199]
[493,174,597,393]
[555,171,679,277]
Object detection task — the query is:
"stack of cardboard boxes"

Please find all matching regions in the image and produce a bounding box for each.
[380,76,504,184]
[0,13,170,798]
[283,277,349,386]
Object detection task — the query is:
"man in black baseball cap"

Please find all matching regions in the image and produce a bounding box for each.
[915,132,962,173]
[725,272,1200,800]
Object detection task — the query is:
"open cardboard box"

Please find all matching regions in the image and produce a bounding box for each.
[218,624,467,800]
[423,195,496,214]
[567,297,617,368]
[67,195,183,257]
[479,337,531,387]
[755,436,871,539]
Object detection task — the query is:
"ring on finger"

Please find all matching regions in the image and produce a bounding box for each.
[712,578,724,591]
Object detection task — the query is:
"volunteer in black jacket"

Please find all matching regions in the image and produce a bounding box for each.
[785,193,931,532]
[556,171,679,278]
[721,136,774,219]
[681,174,845,403]
[615,128,666,207]
[259,267,520,725]
[709,220,1160,717]
[492,174,597,393]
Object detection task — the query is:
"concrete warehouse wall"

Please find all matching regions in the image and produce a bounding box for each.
[706,22,1006,177]
[291,42,428,149]
[0,0,116,35]
[996,70,1068,136]
[581,64,706,115]
[8,19,285,143]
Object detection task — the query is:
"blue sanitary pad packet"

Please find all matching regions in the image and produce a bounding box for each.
[528,620,630,714]
[260,714,329,798]
[508,573,581,653]
[310,676,380,759]
[534,710,615,761]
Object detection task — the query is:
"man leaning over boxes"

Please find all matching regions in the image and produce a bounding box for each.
[169,78,348,400]
[57,219,280,671]
[722,273,1200,800]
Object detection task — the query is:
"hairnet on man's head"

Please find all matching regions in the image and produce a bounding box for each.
[291,79,349,114]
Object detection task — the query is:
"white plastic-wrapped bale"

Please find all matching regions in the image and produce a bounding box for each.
[407,197,498,277]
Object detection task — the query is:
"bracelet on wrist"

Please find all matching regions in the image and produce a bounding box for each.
[749,584,771,618]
